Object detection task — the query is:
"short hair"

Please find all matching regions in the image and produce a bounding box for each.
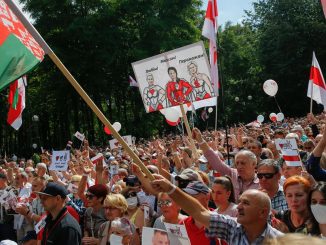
[274,129,285,136]
[236,150,257,165]
[283,176,311,194]
[249,140,262,149]
[104,194,128,214]
[36,162,47,169]
[257,159,280,173]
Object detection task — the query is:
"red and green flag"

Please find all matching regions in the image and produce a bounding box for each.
[7,76,26,130]
[0,0,45,91]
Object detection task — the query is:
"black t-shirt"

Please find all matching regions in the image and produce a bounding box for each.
[41,207,82,245]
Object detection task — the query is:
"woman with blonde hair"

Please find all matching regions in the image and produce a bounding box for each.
[98,194,140,245]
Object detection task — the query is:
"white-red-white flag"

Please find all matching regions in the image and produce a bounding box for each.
[281,149,302,167]
[307,52,326,110]
[202,0,219,96]
[129,76,139,87]
[322,0,326,18]
[7,76,26,130]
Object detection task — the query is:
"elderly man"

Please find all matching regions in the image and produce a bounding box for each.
[133,167,283,244]
[193,128,259,201]
[257,160,288,212]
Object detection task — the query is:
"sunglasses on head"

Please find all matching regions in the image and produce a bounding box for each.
[257,172,277,179]
[157,200,172,207]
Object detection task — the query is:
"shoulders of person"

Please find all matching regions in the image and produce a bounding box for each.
[60,212,82,231]
[266,224,284,237]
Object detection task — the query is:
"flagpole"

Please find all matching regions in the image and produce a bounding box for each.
[310,75,314,113]
[179,104,199,159]
[5,0,154,181]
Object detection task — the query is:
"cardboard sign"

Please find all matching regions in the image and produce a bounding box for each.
[49,150,70,171]
[132,41,214,112]
[109,135,133,150]
[275,138,298,151]
[281,149,302,167]
[74,131,85,141]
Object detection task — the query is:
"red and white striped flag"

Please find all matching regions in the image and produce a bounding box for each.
[129,76,139,87]
[322,0,326,18]
[281,149,302,167]
[202,0,219,96]
[307,52,326,110]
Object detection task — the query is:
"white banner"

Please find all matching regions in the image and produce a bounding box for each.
[109,135,132,150]
[275,138,298,151]
[132,41,214,112]
[74,131,85,141]
[49,150,70,171]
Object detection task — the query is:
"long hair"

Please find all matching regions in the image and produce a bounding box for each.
[213,175,236,203]
[167,67,180,82]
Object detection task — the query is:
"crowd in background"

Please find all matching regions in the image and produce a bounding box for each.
[0,112,325,245]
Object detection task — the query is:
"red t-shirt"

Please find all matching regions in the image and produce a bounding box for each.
[179,216,226,245]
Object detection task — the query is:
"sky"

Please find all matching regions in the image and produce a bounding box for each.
[202,0,255,26]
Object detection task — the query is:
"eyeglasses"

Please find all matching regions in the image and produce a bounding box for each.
[257,172,277,179]
[157,200,173,207]
[85,193,95,199]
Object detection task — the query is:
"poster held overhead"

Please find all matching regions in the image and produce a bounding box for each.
[132,41,214,113]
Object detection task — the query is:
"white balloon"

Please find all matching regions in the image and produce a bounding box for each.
[276,112,284,121]
[208,107,213,113]
[164,108,180,122]
[263,79,278,96]
[112,122,121,132]
[257,115,264,123]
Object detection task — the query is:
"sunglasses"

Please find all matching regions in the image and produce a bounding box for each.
[257,172,277,179]
[157,200,173,207]
[85,193,96,199]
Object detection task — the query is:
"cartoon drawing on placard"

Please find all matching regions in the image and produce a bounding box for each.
[166,67,193,106]
[143,73,166,112]
[187,61,214,100]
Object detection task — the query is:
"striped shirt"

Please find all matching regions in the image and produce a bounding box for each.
[205,212,283,245]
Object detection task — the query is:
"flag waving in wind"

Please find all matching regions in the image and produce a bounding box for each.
[7,76,26,130]
[0,0,45,91]
[202,0,219,95]
[307,52,326,110]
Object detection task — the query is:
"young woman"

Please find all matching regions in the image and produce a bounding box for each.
[82,184,108,245]
[273,176,318,235]
[211,176,237,217]
[309,181,326,239]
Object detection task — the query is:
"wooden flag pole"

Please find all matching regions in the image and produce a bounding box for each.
[179,104,199,159]
[5,0,154,181]
[310,78,314,113]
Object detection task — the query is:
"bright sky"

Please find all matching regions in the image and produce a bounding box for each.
[202,0,255,26]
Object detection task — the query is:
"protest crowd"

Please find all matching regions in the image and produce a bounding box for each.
[0,112,325,245]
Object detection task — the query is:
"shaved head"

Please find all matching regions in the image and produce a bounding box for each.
[243,189,271,213]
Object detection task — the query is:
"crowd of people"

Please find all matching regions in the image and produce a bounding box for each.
[0,112,325,245]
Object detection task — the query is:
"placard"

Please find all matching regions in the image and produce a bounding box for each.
[275,138,298,151]
[109,135,133,150]
[49,150,70,171]
[132,41,214,112]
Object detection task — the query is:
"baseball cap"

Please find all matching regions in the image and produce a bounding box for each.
[175,168,200,181]
[183,181,210,195]
[35,182,68,198]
